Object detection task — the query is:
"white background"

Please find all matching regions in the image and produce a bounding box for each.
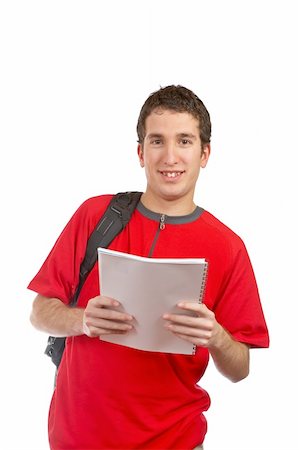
[1,1,298,449]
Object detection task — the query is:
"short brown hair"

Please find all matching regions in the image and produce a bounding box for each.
[137,85,211,146]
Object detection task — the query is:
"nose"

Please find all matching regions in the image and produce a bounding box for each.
[163,143,178,166]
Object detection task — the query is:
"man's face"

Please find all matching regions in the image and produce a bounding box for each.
[138,109,210,205]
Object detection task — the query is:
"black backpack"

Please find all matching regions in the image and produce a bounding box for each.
[45,191,142,368]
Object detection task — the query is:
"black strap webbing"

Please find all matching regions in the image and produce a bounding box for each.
[45,191,142,368]
[70,191,142,306]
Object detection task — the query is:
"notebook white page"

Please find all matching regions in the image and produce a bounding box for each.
[98,248,208,355]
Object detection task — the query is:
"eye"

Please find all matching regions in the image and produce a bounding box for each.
[150,139,162,145]
[180,138,192,145]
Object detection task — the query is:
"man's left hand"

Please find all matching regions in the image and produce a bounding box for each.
[163,302,223,350]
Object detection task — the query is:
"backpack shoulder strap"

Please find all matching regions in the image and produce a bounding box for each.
[70,191,142,306]
[45,191,142,367]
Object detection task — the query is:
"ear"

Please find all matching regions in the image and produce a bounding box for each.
[200,144,211,168]
[137,144,144,167]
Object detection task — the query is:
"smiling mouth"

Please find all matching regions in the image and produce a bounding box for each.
[159,171,185,178]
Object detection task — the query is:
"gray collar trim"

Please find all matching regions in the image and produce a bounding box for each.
[137,201,204,225]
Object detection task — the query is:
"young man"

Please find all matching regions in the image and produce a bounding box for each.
[29,85,269,450]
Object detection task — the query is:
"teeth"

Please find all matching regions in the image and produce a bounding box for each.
[162,172,182,178]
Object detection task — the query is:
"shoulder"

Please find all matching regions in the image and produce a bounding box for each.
[63,194,115,236]
[78,194,114,212]
[74,194,114,220]
[200,209,247,254]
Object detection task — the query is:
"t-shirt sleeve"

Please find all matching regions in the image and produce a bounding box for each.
[27,197,104,304]
[213,239,269,348]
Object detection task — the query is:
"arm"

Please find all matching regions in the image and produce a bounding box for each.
[163,302,249,383]
[30,294,134,337]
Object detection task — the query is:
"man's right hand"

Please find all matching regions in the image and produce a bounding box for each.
[83,295,134,337]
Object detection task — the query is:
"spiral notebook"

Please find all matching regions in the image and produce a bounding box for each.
[98,248,208,355]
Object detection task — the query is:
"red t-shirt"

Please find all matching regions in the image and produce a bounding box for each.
[28,195,269,450]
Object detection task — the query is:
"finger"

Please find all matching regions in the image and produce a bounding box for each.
[86,296,134,322]
[85,307,133,322]
[176,302,212,317]
[84,324,132,338]
[165,322,211,339]
[170,332,209,348]
[85,317,134,333]
[89,295,120,308]
[163,313,211,330]
[96,317,134,331]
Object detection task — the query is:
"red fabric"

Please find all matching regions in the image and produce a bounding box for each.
[28,195,269,450]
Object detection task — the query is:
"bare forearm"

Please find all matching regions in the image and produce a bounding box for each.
[163,302,250,383]
[30,295,84,337]
[209,326,249,383]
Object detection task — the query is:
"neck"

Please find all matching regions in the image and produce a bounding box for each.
[140,192,197,216]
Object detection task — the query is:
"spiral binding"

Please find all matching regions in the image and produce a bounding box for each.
[199,261,209,304]
[192,261,209,355]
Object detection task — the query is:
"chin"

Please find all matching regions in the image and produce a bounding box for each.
[159,188,186,201]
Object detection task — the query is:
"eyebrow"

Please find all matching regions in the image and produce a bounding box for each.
[146,132,197,140]
[177,133,197,139]
[146,133,163,140]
